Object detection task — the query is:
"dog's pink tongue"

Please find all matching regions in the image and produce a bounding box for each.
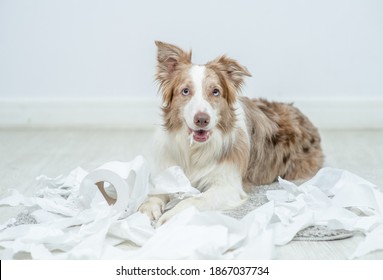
[193,130,209,142]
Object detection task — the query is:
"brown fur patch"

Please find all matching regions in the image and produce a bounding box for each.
[160,64,193,132]
[155,41,192,109]
[241,97,324,185]
[203,67,237,134]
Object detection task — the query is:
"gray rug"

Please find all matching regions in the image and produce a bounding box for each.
[224,182,353,241]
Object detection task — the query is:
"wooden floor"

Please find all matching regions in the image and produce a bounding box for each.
[0,128,382,259]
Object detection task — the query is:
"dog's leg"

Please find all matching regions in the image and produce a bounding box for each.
[157,178,247,226]
[138,194,170,221]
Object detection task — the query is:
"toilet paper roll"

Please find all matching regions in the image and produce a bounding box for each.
[80,169,131,212]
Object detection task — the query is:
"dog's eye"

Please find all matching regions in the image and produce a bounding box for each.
[212,88,220,96]
[182,88,190,96]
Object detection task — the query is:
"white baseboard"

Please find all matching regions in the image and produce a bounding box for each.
[290,98,383,130]
[0,98,382,130]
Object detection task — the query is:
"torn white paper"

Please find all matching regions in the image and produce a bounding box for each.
[0,162,382,259]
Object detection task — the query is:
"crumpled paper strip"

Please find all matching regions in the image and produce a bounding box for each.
[271,167,383,257]
[0,160,382,259]
[0,156,164,259]
[102,204,275,260]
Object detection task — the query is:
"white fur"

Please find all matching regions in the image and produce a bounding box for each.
[234,100,250,140]
[183,65,217,131]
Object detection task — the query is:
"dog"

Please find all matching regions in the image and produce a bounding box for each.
[139,41,324,225]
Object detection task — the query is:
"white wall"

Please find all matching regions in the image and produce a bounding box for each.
[1,0,383,100]
[0,0,382,128]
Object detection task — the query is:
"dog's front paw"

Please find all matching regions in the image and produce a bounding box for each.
[138,197,165,221]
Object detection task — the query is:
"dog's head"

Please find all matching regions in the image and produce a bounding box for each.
[155,41,251,143]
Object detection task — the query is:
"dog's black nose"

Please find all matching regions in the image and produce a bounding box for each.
[194,112,210,128]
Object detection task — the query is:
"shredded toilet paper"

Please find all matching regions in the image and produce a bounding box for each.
[0,157,382,259]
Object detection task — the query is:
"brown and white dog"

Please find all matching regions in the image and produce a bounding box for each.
[139,41,324,225]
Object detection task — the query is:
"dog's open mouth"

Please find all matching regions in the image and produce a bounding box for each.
[189,128,211,143]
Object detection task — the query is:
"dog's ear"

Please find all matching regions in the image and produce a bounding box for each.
[208,55,251,90]
[155,41,192,82]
